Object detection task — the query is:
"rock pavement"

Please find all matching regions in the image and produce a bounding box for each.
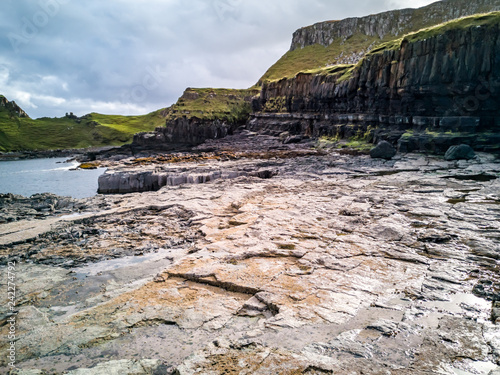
[1,137,499,374]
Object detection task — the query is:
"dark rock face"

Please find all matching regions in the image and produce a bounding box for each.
[251,19,500,153]
[98,168,276,194]
[283,135,303,144]
[444,144,476,160]
[370,141,397,160]
[132,117,235,151]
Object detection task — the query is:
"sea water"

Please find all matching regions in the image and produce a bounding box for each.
[0,157,106,199]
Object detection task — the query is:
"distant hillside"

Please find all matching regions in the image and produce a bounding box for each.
[259,0,500,82]
[0,96,167,152]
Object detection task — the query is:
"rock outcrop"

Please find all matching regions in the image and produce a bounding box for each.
[445,144,477,160]
[0,95,29,118]
[98,168,275,194]
[132,88,257,151]
[250,13,500,154]
[132,117,235,151]
[0,193,84,223]
[370,141,396,160]
[291,0,500,53]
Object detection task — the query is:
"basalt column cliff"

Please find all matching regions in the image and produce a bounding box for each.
[250,13,500,154]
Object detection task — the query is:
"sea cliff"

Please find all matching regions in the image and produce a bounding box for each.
[250,13,500,153]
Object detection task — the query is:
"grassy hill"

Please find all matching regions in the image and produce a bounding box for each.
[0,88,260,152]
[0,99,167,152]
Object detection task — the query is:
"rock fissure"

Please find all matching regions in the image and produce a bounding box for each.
[167,272,261,296]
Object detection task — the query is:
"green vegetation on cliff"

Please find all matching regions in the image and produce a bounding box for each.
[260,1,500,83]
[271,11,500,85]
[260,34,380,82]
[165,88,260,123]
[0,88,261,151]
[3,3,498,152]
[0,88,260,151]
[0,100,167,152]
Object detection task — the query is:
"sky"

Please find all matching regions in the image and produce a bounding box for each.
[0,0,437,119]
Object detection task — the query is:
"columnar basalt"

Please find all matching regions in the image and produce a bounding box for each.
[251,14,500,153]
[132,117,235,151]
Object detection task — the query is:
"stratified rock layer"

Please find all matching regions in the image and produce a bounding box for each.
[132,117,234,151]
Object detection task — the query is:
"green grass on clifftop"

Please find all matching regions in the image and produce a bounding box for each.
[165,87,261,123]
[405,11,500,44]
[260,34,381,83]
[0,107,167,152]
[266,11,500,85]
[260,8,500,83]
[0,87,261,151]
[364,11,500,56]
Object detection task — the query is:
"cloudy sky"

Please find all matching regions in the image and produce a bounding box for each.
[1,0,436,119]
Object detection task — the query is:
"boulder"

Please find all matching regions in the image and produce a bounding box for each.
[492,302,500,324]
[284,135,303,144]
[370,141,396,160]
[279,131,290,141]
[444,144,476,161]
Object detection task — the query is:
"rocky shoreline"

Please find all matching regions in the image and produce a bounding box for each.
[0,133,499,374]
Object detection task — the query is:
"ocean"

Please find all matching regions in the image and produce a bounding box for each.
[0,157,106,199]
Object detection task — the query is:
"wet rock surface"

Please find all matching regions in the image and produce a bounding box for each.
[0,194,87,224]
[1,136,499,374]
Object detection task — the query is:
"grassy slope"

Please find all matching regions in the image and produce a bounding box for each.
[260,34,381,83]
[165,87,261,123]
[268,11,500,85]
[0,108,167,152]
[260,5,500,83]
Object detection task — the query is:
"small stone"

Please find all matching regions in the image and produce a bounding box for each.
[153,274,166,283]
[279,131,290,141]
[370,141,396,160]
[492,302,500,324]
[367,319,401,336]
[284,135,302,144]
[444,144,476,161]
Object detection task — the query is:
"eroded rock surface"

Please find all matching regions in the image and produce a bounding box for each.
[1,138,499,374]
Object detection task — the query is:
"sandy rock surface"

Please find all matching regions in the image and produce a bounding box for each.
[1,140,499,374]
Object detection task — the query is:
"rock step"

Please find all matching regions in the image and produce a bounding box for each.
[98,169,276,194]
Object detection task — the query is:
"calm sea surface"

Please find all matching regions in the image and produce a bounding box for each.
[0,157,106,199]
